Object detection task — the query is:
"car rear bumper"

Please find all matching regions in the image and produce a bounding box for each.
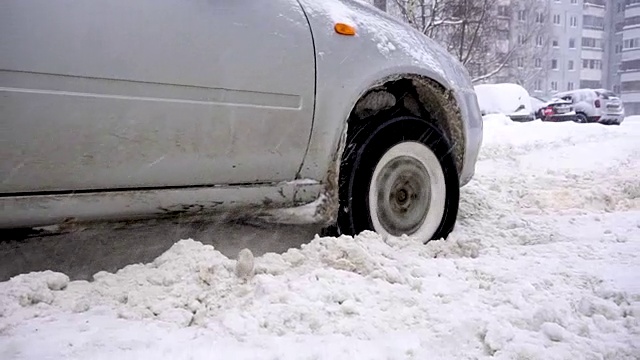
[598,114,624,125]
[543,114,578,122]
[508,114,535,122]
[588,114,624,124]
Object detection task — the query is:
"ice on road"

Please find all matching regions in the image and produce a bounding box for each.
[1,116,639,359]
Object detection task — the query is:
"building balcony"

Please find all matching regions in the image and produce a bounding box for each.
[584,0,605,6]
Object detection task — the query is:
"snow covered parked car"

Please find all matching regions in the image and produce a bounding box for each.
[0,0,483,240]
[475,83,535,122]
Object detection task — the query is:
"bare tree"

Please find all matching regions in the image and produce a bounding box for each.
[388,0,551,84]
[503,1,552,91]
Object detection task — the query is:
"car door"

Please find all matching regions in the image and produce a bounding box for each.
[0,0,315,193]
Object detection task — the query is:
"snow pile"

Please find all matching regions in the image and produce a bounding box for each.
[475,83,533,115]
[1,119,639,359]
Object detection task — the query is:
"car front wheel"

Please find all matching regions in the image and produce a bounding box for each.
[338,115,459,241]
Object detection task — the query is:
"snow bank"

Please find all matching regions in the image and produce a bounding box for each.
[1,120,639,359]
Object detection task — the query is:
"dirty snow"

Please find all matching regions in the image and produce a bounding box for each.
[1,116,640,359]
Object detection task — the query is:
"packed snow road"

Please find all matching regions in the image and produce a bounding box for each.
[1,116,639,359]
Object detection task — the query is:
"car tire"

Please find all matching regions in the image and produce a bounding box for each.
[338,115,459,241]
[575,113,588,123]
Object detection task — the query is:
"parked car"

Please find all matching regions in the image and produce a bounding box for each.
[530,96,546,119]
[535,98,578,122]
[0,0,483,241]
[475,83,535,122]
[555,89,625,125]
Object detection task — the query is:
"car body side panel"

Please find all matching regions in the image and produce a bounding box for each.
[0,0,315,193]
[296,0,482,187]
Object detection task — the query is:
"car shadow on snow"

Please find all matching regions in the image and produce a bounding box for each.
[0,219,321,282]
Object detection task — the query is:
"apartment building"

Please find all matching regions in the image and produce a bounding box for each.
[368,0,630,107]
[521,0,610,98]
[620,0,640,114]
[540,0,583,97]
[605,0,625,94]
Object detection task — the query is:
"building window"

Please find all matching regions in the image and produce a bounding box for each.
[621,81,640,92]
[517,34,527,45]
[569,38,576,49]
[518,10,526,21]
[583,15,604,30]
[536,12,545,23]
[582,59,603,70]
[535,79,542,91]
[535,58,542,68]
[551,81,558,91]
[570,16,578,27]
[568,60,574,70]
[581,80,602,89]
[551,59,558,70]
[568,82,574,90]
[624,38,640,50]
[553,14,561,25]
[582,37,604,49]
[536,36,544,46]
[516,57,524,68]
[623,16,640,29]
[571,0,578,3]
[553,39,559,47]
[621,59,640,71]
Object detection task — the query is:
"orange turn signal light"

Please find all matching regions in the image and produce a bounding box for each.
[334,23,356,36]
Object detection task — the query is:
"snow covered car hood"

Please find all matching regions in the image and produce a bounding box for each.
[474,84,533,117]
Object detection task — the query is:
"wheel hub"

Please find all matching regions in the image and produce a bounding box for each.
[375,156,431,236]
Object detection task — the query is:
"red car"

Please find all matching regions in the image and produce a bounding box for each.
[535,98,579,122]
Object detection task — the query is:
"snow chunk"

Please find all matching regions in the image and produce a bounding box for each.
[540,322,566,342]
[158,308,193,327]
[44,272,70,291]
[483,321,515,352]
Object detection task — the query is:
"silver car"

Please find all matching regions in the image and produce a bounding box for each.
[556,89,625,125]
[0,0,482,240]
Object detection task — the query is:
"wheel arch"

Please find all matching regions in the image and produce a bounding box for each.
[346,74,467,175]
[301,71,469,227]
[575,111,589,122]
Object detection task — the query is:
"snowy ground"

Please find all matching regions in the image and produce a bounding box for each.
[1,116,639,359]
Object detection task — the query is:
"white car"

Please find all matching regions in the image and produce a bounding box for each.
[0,0,483,241]
[556,89,625,125]
[475,83,535,122]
